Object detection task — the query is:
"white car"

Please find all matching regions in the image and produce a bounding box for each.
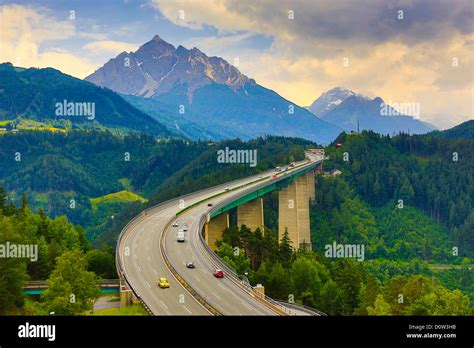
[182,225,188,232]
[225,187,230,191]
[186,261,195,268]
[172,220,179,227]
[177,231,185,242]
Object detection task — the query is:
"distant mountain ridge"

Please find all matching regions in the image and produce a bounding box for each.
[308,87,435,136]
[86,35,255,101]
[308,87,369,117]
[0,62,174,137]
[85,35,342,145]
[430,120,473,139]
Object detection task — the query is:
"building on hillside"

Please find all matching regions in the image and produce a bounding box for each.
[323,169,342,177]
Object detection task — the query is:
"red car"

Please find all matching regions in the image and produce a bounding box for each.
[213,269,224,278]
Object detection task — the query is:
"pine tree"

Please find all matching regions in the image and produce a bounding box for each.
[0,185,6,214]
[279,229,293,268]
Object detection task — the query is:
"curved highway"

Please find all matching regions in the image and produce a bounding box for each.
[116,153,322,315]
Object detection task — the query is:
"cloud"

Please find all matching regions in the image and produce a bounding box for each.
[152,0,473,45]
[0,4,96,78]
[83,40,139,55]
[151,0,474,127]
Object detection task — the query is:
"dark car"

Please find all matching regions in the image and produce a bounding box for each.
[207,203,213,207]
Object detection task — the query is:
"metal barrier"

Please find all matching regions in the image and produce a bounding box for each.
[159,215,221,315]
[115,173,271,315]
[116,157,324,316]
[274,300,327,316]
[195,158,327,316]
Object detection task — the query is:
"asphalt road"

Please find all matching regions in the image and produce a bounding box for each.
[118,155,321,315]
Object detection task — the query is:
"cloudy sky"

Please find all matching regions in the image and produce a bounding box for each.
[1,0,473,129]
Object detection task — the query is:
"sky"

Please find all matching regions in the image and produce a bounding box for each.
[0,0,473,129]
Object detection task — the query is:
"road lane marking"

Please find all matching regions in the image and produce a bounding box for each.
[145,280,151,288]
[153,269,157,275]
[194,276,201,282]
[138,266,141,272]
[148,255,151,261]
[183,305,192,314]
[212,292,222,300]
[217,283,229,292]
[240,300,254,310]
[160,301,168,310]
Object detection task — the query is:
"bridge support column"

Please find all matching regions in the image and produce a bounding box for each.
[307,171,316,203]
[120,281,133,308]
[204,213,229,250]
[278,174,312,251]
[237,198,264,233]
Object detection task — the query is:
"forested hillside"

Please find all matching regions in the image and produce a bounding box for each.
[324,131,473,257]
[215,130,473,314]
[430,120,474,140]
[0,63,173,136]
[0,131,210,242]
[0,190,116,315]
[0,131,317,246]
[215,226,472,315]
[95,136,315,246]
[1,126,471,316]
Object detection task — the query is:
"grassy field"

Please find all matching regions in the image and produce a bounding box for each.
[0,119,66,133]
[90,190,148,212]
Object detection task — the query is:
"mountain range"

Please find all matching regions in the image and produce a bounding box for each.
[85,35,341,145]
[307,87,435,135]
[0,36,449,143]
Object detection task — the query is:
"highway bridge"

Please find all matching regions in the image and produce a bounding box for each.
[116,151,325,316]
[23,280,119,295]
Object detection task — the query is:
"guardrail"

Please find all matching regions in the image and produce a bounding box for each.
[25,279,120,289]
[195,215,288,315]
[194,159,324,316]
[116,156,323,316]
[159,215,221,315]
[115,170,278,315]
[273,300,327,316]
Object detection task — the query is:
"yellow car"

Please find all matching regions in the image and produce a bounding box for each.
[158,277,170,288]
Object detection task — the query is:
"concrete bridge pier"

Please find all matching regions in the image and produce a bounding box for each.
[278,173,312,251]
[119,280,133,308]
[237,197,264,233]
[307,170,316,203]
[204,213,229,250]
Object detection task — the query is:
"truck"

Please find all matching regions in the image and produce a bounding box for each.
[177,230,185,242]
